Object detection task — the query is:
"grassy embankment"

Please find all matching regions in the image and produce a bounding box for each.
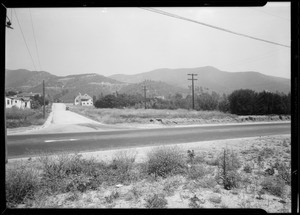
[68,105,290,125]
[5,105,52,128]
[6,135,291,212]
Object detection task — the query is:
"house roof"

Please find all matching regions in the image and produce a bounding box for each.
[75,93,92,100]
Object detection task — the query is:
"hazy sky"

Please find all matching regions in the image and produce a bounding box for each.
[5,3,290,79]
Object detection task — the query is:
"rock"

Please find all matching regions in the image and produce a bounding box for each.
[116,184,123,188]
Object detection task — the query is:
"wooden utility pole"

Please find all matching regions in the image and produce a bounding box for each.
[142,85,147,109]
[5,10,14,164]
[188,74,198,109]
[43,80,45,119]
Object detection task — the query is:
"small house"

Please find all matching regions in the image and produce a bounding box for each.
[5,96,31,109]
[74,93,93,106]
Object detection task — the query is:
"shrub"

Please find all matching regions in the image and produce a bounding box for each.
[39,153,108,193]
[105,190,119,204]
[243,164,253,173]
[188,195,204,208]
[188,164,207,180]
[208,194,222,204]
[144,194,168,208]
[277,163,291,185]
[205,158,219,166]
[162,175,183,195]
[107,151,137,184]
[6,165,40,205]
[261,176,285,197]
[187,150,195,164]
[217,149,242,190]
[146,146,186,178]
[199,175,218,188]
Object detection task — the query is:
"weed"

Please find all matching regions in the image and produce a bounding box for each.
[208,194,222,204]
[104,190,119,204]
[213,186,221,193]
[277,162,291,185]
[146,146,186,178]
[206,158,219,166]
[187,150,195,164]
[282,140,289,147]
[220,203,228,208]
[243,164,253,173]
[144,194,168,208]
[199,175,218,188]
[261,176,285,197]
[188,195,204,208]
[6,165,40,206]
[259,147,274,159]
[188,164,207,180]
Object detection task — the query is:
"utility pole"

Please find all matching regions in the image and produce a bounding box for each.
[188,74,198,110]
[43,80,45,119]
[142,85,147,109]
[5,10,14,164]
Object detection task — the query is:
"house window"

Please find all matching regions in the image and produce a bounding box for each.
[7,100,10,105]
[15,100,17,103]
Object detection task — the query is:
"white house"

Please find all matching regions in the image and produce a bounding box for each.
[74,93,93,106]
[5,96,31,109]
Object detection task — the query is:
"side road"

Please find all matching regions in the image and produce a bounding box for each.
[7,103,126,135]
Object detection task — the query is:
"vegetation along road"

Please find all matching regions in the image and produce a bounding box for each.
[7,122,290,159]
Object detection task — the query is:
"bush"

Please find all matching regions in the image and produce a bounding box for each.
[277,163,291,185]
[198,175,218,188]
[39,153,108,193]
[208,194,222,204]
[243,164,253,173]
[144,194,168,208]
[6,165,40,205]
[146,146,186,178]
[188,164,207,180]
[188,195,204,208]
[107,151,137,184]
[261,176,285,197]
[217,149,242,189]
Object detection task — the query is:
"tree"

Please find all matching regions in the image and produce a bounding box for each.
[5,91,18,96]
[228,89,257,115]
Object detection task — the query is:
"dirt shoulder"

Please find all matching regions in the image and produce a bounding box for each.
[7,134,291,212]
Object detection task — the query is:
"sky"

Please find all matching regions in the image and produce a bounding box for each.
[5,3,291,79]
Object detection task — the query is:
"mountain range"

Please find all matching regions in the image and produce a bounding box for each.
[5,67,290,103]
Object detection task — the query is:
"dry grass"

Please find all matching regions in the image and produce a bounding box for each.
[6,135,291,212]
[67,105,290,126]
[6,106,51,128]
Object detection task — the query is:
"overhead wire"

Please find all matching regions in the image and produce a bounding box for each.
[140,7,290,48]
[13,9,37,71]
[29,9,43,71]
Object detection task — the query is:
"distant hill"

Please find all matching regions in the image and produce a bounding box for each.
[5,70,126,103]
[5,67,290,103]
[110,66,290,94]
[119,80,189,98]
[5,69,57,91]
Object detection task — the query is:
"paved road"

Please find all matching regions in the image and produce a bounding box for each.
[7,122,290,159]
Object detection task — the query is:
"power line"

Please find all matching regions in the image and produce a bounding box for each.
[29,9,43,71]
[14,9,37,71]
[140,7,290,48]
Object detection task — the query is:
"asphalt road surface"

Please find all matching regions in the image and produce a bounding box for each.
[7,122,290,159]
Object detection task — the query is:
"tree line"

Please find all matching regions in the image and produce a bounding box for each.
[94,89,290,115]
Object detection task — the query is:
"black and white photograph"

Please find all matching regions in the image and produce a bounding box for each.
[4,2,293,212]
